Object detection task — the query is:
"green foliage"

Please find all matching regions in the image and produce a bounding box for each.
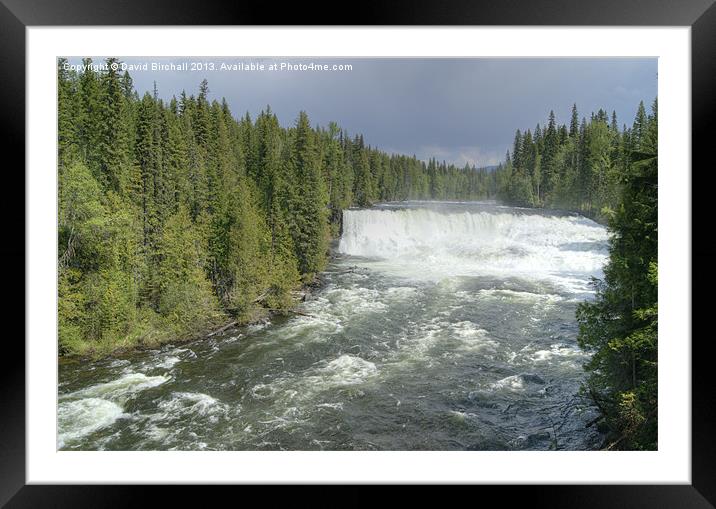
[157,205,223,334]
[576,101,658,450]
[495,102,653,223]
[287,112,329,276]
[58,268,86,354]
[507,171,535,207]
[58,160,106,270]
[353,147,376,207]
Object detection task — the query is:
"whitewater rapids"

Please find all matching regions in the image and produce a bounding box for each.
[58,201,609,450]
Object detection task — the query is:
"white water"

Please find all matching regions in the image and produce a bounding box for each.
[339,207,609,295]
[59,203,609,451]
[58,372,170,447]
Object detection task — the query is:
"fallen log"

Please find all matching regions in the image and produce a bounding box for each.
[253,291,270,304]
[207,321,238,337]
[267,308,314,318]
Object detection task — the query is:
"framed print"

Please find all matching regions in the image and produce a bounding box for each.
[4,0,714,504]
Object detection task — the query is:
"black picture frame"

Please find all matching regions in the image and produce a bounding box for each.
[3,0,713,505]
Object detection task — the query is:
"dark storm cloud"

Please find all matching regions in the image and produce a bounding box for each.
[70,57,657,166]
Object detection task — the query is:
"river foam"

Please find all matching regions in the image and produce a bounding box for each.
[57,372,169,448]
[339,207,608,294]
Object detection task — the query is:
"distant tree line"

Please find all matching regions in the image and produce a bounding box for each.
[495,100,657,223]
[57,58,495,356]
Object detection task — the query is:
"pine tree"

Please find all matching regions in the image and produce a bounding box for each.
[287,112,329,276]
[569,104,580,139]
[353,145,376,207]
[541,110,558,203]
[57,59,79,170]
[99,58,130,192]
[77,58,103,180]
[632,100,648,150]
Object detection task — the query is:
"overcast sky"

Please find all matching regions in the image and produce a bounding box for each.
[70,57,657,167]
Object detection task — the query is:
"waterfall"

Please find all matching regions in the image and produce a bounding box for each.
[339,207,609,293]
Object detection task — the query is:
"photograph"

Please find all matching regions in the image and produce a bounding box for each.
[56,56,658,452]
[0,0,707,496]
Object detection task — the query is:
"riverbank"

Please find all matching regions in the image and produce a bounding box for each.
[59,272,327,362]
[58,203,604,361]
[58,212,339,361]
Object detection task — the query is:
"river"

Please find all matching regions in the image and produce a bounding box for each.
[58,201,609,450]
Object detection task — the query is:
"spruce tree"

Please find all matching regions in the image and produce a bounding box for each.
[287,112,329,276]
[98,57,129,192]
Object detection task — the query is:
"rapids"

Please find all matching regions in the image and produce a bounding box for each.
[58,201,609,450]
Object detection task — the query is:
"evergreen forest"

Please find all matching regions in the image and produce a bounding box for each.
[58,58,495,356]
